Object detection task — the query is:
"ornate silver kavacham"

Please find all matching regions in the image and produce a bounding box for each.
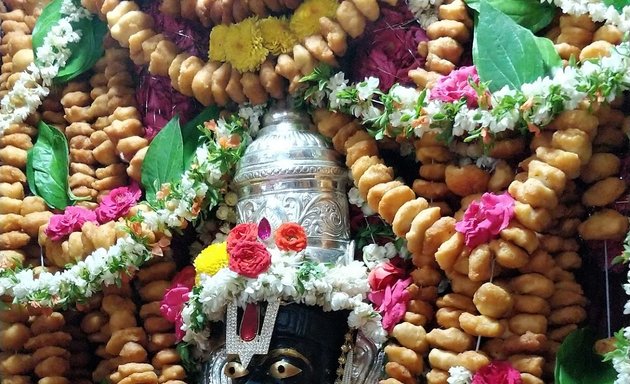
[232,107,352,264]
[201,106,381,384]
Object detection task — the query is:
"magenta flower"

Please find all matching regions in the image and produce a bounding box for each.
[455,192,515,248]
[95,182,142,223]
[472,361,522,384]
[369,277,412,332]
[351,4,428,91]
[160,266,196,340]
[368,261,407,291]
[136,1,206,139]
[45,206,98,241]
[430,66,480,107]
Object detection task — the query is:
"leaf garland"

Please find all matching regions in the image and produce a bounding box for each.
[32,0,107,83]
[141,116,185,204]
[26,121,71,210]
[555,328,616,384]
[473,0,561,92]
[465,0,556,32]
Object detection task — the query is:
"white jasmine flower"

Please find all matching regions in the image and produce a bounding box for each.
[452,106,475,137]
[348,187,374,216]
[390,84,420,108]
[327,72,350,110]
[356,77,379,101]
[195,145,209,165]
[447,366,473,384]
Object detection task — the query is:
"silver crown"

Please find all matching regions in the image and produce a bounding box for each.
[232,106,352,264]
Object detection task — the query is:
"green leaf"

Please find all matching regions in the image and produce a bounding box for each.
[535,36,563,73]
[141,116,184,203]
[32,0,107,84]
[27,121,71,210]
[555,328,617,384]
[465,0,555,32]
[182,106,219,168]
[603,0,630,12]
[25,148,38,196]
[473,0,547,92]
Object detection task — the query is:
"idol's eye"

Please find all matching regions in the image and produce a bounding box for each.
[224,361,249,378]
[269,360,302,379]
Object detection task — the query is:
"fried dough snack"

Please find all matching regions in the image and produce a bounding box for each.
[315,110,441,383]
[136,257,187,383]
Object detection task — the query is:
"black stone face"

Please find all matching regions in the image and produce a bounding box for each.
[224,304,350,384]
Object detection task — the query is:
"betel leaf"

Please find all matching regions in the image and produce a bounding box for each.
[141,116,184,203]
[603,0,630,12]
[182,105,219,168]
[465,0,555,32]
[26,121,71,210]
[555,328,616,384]
[56,17,107,83]
[473,1,555,92]
[25,148,38,197]
[535,35,563,73]
[32,0,107,84]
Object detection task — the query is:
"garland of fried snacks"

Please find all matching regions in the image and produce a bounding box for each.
[80,0,385,106]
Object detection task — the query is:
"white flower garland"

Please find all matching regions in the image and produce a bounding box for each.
[611,269,630,384]
[0,0,91,136]
[0,106,260,306]
[308,41,630,145]
[180,247,387,352]
[543,0,630,32]
[0,236,149,307]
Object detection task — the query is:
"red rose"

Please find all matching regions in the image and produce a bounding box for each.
[227,223,258,253]
[274,222,307,252]
[368,261,407,291]
[228,240,271,278]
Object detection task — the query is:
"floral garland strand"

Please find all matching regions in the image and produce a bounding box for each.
[299,42,630,146]
[605,228,630,384]
[177,221,387,352]
[543,0,630,32]
[0,107,262,307]
[0,0,92,135]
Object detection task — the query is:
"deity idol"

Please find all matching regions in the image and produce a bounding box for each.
[201,106,382,384]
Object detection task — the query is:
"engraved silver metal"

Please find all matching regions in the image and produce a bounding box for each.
[232,106,352,264]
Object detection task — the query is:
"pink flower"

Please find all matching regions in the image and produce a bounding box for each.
[455,192,515,248]
[369,277,412,332]
[95,182,142,223]
[160,266,195,340]
[430,66,480,107]
[45,206,98,241]
[351,4,428,91]
[472,361,522,384]
[368,261,407,291]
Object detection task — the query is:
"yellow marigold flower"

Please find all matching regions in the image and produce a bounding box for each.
[209,24,230,62]
[194,242,229,282]
[224,17,269,72]
[289,0,338,40]
[259,17,297,55]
